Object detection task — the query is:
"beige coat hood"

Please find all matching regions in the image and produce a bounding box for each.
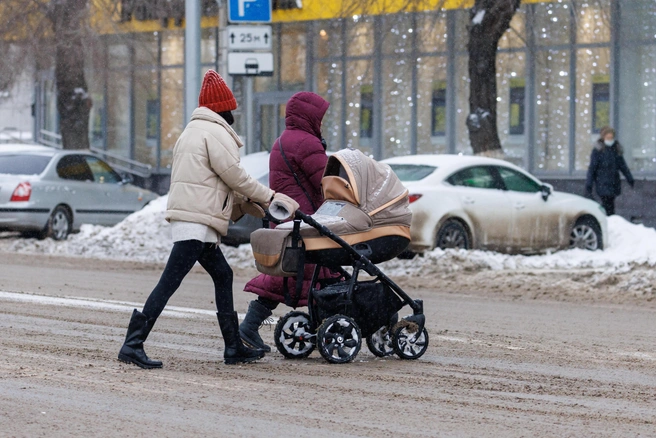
[165,107,273,236]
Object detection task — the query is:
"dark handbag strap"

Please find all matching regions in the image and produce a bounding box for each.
[282,220,305,309]
[278,138,318,212]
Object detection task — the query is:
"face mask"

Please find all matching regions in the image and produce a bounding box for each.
[604,139,614,147]
[321,138,327,150]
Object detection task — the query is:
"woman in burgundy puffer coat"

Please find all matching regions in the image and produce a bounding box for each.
[240,91,336,352]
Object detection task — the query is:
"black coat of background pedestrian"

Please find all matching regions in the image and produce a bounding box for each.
[585,126,634,216]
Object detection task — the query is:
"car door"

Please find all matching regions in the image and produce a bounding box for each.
[446,166,514,251]
[496,166,557,252]
[55,154,101,226]
[83,155,141,226]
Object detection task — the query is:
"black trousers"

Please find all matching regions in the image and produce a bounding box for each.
[142,240,234,320]
[600,196,616,216]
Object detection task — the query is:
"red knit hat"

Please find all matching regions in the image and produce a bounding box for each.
[198,70,237,113]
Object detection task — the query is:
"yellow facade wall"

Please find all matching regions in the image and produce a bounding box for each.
[274,0,554,22]
[92,0,558,34]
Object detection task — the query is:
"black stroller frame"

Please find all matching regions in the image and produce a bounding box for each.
[273,210,429,364]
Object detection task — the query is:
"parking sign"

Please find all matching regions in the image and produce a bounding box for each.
[228,0,272,23]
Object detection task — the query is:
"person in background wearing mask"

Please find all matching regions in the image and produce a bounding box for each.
[118,70,294,368]
[585,126,635,216]
[239,91,335,353]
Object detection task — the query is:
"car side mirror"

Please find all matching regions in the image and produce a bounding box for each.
[540,184,552,201]
[120,173,134,185]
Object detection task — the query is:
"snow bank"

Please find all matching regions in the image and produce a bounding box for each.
[5,195,256,268]
[379,216,656,276]
[4,196,656,275]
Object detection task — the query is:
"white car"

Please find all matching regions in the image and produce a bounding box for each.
[381,154,608,255]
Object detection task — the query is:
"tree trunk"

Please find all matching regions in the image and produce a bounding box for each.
[49,0,91,150]
[466,0,520,155]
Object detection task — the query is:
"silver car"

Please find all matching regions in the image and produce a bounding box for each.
[0,144,158,240]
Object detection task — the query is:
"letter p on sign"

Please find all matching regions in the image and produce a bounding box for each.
[239,0,257,16]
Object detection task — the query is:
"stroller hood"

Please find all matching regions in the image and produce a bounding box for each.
[322,148,411,228]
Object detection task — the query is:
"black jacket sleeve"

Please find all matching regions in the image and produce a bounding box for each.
[585,149,598,194]
[617,155,634,187]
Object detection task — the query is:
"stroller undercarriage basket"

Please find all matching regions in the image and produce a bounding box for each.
[313,280,404,338]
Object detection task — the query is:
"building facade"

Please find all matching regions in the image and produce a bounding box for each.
[31,0,656,195]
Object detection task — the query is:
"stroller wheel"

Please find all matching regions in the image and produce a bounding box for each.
[317,315,362,364]
[274,311,316,359]
[366,325,395,357]
[392,318,429,360]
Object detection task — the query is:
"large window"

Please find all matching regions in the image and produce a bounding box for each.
[431,82,446,137]
[280,23,307,90]
[509,82,525,136]
[417,56,448,154]
[619,0,656,173]
[359,86,373,140]
[345,60,373,154]
[575,48,610,170]
[592,80,610,134]
[315,59,343,152]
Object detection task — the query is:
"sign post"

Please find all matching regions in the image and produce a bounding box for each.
[227,0,272,152]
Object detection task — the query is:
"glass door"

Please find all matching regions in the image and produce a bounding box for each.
[254,92,295,152]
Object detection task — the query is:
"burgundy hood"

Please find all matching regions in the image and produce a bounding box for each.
[285,92,330,138]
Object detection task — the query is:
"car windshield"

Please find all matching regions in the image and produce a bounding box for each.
[388,164,437,181]
[0,154,52,175]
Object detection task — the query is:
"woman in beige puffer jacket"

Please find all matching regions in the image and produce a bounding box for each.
[118,70,292,369]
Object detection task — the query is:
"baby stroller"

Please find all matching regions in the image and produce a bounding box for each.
[251,148,428,364]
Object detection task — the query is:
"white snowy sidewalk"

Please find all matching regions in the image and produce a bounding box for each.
[3,195,656,276]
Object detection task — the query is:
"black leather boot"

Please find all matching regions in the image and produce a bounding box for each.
[239,300,273,353]
[118,309,163,369]
[217,311,265,365]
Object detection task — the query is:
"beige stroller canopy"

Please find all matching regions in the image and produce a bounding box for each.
[251,148,413,275]
[278,148,412,251]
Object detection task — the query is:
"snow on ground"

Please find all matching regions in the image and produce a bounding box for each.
[380,215,656,277]
[3,195,656,277]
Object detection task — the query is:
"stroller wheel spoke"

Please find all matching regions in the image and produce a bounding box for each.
[337,346,349,359]
[344,339,358,348]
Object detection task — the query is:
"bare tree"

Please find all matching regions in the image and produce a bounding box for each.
[466,0,521,155]
[0,0,92,149]
[48,0,93,150]
[0,0,217,150]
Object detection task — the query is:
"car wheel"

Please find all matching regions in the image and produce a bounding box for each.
[436,220,470,250]
[42,206,72,241]
[569,217,602,251]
